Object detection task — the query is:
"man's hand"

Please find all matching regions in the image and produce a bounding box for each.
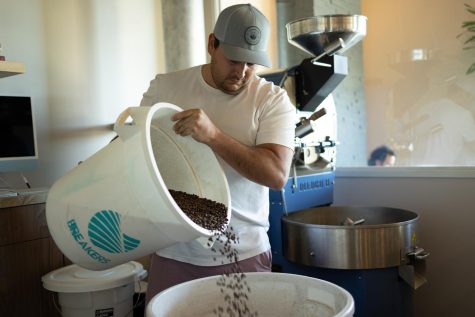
[171,109,218,144]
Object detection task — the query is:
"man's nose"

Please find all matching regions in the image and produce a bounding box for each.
[233,62,251,77]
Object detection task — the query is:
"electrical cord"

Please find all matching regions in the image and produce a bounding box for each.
[21,173,31,188]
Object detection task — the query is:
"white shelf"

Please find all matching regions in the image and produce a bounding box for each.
[0,61,25,78]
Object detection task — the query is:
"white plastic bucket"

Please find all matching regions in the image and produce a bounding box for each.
[146,272,355,317]
[42,261,147,317]
[46,103,231,270]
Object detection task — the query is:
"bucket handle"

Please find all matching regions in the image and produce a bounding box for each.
[114,107,142,140]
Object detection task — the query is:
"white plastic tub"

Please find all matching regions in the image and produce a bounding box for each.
[146,272,354,317]
[42,261,147,317]
[46,103,231,270]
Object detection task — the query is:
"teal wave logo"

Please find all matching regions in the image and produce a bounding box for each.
[87,210,140,254]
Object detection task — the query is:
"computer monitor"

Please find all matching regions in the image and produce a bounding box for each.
[0,96,39,172]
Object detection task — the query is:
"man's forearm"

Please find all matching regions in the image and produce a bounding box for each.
[206,129,293,190]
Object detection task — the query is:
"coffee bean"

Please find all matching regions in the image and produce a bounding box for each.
[211,229,258,316]
[169,189,257,317]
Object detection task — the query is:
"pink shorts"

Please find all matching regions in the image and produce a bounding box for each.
[145,250,272,305]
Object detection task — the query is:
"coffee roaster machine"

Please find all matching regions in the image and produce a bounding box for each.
[263,15,429,317]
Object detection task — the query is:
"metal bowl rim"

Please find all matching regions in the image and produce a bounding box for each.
[281,219,418,229]
[282,206,419,229]
[286,14,368,30]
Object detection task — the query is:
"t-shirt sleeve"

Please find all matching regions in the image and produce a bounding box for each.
[140,75,161,107]
[255,88,295,150]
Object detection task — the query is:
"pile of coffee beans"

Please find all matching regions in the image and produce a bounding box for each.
[169,189,257,317]
[169,189,228,232]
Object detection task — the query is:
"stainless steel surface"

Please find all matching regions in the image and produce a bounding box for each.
[286,15,367,58]
[295,108,327,138]
[282,206,419,269]
[341,217,365,226]
[407,246,430,261]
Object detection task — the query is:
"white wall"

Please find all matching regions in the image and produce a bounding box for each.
[334,172,475,317]
[0,0,160,188]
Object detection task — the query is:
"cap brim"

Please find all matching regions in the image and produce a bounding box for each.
[221,43,272,68]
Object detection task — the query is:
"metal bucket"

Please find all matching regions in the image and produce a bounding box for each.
[282,206,422,269]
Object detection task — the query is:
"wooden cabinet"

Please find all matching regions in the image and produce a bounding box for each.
[0,192,66,317]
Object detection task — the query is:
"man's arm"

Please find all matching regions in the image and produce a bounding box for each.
[171,109,293,190]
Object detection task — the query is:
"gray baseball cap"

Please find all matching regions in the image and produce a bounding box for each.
[213,4,271,67]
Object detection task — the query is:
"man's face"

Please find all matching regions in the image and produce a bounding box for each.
[376,154,396,166]
[208,37,257,95]
[383,155,396,166]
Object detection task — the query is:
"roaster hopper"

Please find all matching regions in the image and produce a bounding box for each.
[286,14,367,112]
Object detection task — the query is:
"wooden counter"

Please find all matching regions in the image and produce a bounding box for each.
[0,189,64,317]
[0,188,49,208]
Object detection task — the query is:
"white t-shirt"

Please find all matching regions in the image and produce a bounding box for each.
[140,65,295,265]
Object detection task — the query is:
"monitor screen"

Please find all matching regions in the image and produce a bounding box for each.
[0,96,38,172]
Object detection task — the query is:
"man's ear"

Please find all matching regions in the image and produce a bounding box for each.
[208,34,215,54]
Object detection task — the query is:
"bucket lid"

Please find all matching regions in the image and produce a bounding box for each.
[42,261,147,293]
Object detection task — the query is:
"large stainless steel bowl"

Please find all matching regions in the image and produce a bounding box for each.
[286,15,367,58]
[282,206,418,269]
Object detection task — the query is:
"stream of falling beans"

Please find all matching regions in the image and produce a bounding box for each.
[169,189,258,317]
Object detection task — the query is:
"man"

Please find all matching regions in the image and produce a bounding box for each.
[368,145,396,166]
[140,4,295,302]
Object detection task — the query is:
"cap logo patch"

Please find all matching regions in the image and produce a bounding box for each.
[245,26,261,45]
